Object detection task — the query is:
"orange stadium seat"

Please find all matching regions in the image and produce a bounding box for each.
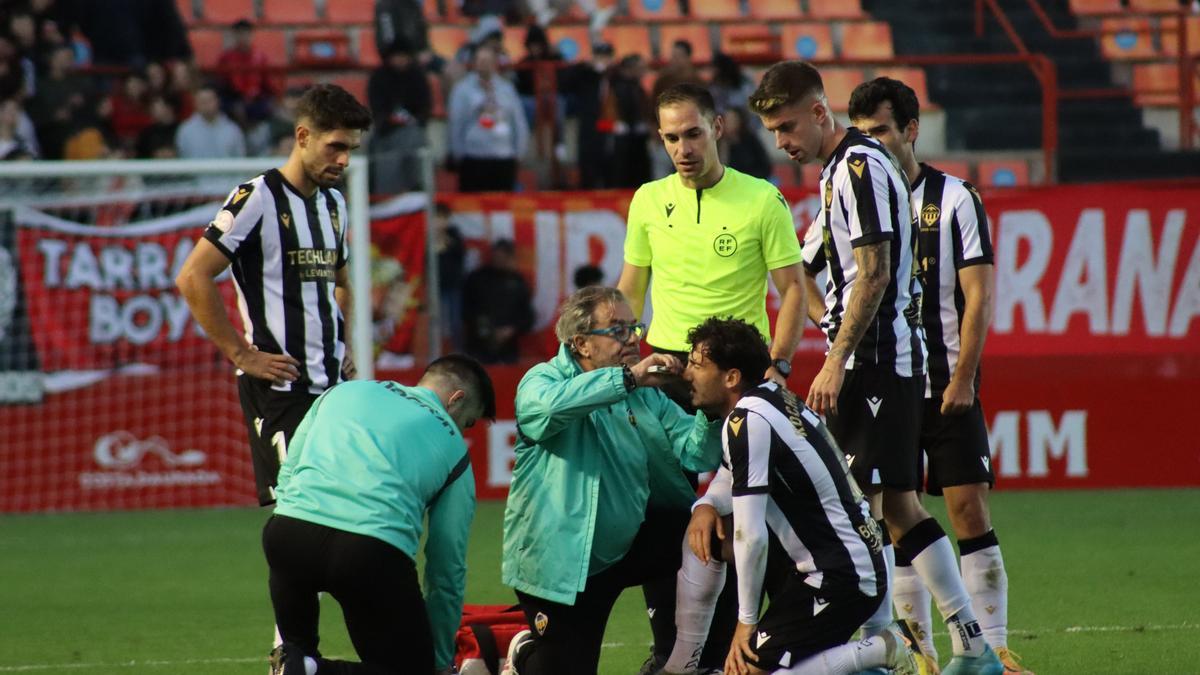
[603,25,653,61]
[332,74,369,104]
[548,26,593,61]
[977,159,1030,188]
[190,28,225,66]
[819,67,864,112]
[780,22,834,60]
[1132,62,1181,105]
[719,24,780,60]
[747,0,804,20]
[1161,16,1200,56]
[262,0,318,24]
[658,23,712,63]
[627,0,684,22]
[326,0,376,24]
[503,26,527,59]
[873,66,935,109]
[807,0,865,20]
[1100,18,1159,59]
[428,25,469,58]
[356,27,380,66]
[840,21,893,60]
[177,0,196,24]
[200,0,254,23]
[1128,0,1188,10]
[1068,0,1123,15]
[926,159,972,182]
[691,0,744,21]
[255,28,289,63]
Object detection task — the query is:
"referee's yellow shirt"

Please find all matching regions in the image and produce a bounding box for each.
[624,167,802,352]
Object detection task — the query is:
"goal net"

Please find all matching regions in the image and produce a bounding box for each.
[0,158,374,513]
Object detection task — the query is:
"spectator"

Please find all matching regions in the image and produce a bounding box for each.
[526,0,616,36]
[719,107,772,179]
[651,39,702,104]
[434,203,466,351]
[65,0,191,68]
[27,44,91,158]
[368,40,432,193]
[137,95,178,158]
[0,98,35,159]
[216,19,277,124]
[709,51,754,116]
[447,44,528,192]
[374,0,429,61]
[246,85,302,156]
[608,54,651,188]
[167,60,196,118]
[573,263,604,289]
[8,8,39,92]
[175,83,246,158]
[560,41,614,188]
[0,36,28,101]
[462,239,534,364]
[515,24,561,125]
[101,71,153,151]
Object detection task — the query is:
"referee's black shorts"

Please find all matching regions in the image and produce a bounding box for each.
[237,375,319,505]
[825,363,923,492]
[920,397,995,496]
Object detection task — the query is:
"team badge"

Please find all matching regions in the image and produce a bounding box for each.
[534,612,549,635]
[824,181,833,209]
[211,209,235,233]
[727,414,744,437]
[713,233,737,257]
[281,213,291,228]
[921,203,941,228]
[847,157,866,179]
[665,203,675,217]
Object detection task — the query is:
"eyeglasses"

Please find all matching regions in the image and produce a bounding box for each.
[586,322,646,343]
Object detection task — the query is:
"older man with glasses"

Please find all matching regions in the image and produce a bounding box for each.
[500,286,724,675]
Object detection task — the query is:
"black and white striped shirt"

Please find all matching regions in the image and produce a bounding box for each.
[912,164,994,398]
[704,383,884,620]
[802,127,925,377]
[203,169,349,394]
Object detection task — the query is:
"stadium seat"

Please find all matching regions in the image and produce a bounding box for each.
[1099,18,1159,59]
[818,67,863,112]
[747,0,805,21]
[691,0,744,21]
[977,159,1030,188]
[429,25,469,59]
[293,30,352,65]
[177,0,196,25]
[1161,16,1200,56]
[357,27,380,66]
[627,0,684,22]
[807,0,865,20]
[190,28,226,67]
[927,159,972,182]
[255,28,289,63]
[326,0,376,24]
[262,0,318,24]
[719,24,780,61]
[780,22,834,60]
[332,74,369,104]
[200,0,254,23]
[840,21,894,60]
[873,66,935,109]
[548,26,593,62]
[658,23,712,63]
[602,25,654,61]
[503,27,527,60]
[1128,0,1188,10]
[1132,62,1180,105]
[1068,0,1123,15]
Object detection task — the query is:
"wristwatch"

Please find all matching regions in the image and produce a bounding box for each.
[622,364,637,391]
[771,358,792,379]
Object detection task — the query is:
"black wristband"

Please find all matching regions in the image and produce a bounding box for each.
[622,364,637,392]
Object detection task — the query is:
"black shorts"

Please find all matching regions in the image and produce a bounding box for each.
[749,572,881,671]
[920,397,994,496]
[825,364,923,491]
[237,375,319,505]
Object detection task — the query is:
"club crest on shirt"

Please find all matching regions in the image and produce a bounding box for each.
[727,414,744,437]
[534,612,549,635]
[921,203,941,229]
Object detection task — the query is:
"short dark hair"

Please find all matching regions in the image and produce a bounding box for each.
[672,39,693,57]
[425,354,497,419]
[748,60,824,116]
[656,82,717,122]
[573,264,604,289]
[687,317,771,392]
[294,83,373,133]
[848,76,920,130]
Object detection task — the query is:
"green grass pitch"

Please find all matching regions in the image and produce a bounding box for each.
[2,489,1196,674]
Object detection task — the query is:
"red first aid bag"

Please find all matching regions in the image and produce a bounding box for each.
[454,604,530,675]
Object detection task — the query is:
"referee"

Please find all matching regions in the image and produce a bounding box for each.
[749,61,1002,674]
[176,83,372,506]
[617,83,806,674]
[849,77,1031,675]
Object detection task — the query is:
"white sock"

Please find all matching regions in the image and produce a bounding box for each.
[962,540,1009,650]
[906,529,985,657]
[892,562,937,659]
[664,546,726,673]
[779,635,890,674]
[860,542,895,637]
